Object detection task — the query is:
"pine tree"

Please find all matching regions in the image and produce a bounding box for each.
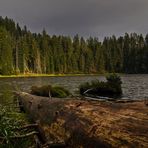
[0,27,13,74]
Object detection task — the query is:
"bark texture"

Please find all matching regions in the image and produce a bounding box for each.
[16,92,148,148]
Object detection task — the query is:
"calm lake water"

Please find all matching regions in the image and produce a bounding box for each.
[0,74,148,100]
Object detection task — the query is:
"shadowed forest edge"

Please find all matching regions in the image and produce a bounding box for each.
[0,16,148,75]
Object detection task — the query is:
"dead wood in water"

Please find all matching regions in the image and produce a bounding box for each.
[15,92,148,148]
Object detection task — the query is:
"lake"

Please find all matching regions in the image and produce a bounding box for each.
[0,74,148,100]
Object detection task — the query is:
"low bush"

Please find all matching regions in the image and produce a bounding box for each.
[79,74,122,98]
[51,86,70,98]
[30,85,70,98]
[31,85,51,97]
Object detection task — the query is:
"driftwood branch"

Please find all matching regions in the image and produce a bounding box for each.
[0,131,39,141]
[48,90,52,99]
[83,88,94,95]
[15,124,38,130]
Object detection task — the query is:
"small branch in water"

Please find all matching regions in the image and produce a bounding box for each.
[49,90,52,99]
[83,88,94,95]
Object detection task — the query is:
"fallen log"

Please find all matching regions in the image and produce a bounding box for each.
[15,92,148,148]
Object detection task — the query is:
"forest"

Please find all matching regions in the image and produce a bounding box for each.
[0,16,148,75]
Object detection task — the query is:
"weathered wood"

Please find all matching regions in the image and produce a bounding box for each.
[0,131,38,140]
[15,123,38,130]
[15,92,148,148]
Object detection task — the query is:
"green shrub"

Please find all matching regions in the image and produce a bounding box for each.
[79,74,122,98]
[51,87,67,98]
[30,85,70,98]
[106,73,122,94]
[106,73,122,85]
[31,85,51,97]
[51,86,70,97]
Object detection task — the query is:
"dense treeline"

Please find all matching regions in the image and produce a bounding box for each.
[0,16,148,75]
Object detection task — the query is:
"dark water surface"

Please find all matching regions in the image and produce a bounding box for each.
[0,74,148,100]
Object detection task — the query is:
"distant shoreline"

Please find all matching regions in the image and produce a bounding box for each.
[0,73,147,78]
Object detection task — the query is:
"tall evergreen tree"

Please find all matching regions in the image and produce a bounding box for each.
[0,16,148,75]
[0,27,13,74]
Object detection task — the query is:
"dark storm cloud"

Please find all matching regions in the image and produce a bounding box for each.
[0,0,148,39]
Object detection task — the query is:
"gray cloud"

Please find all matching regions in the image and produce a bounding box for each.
[0,0,148,39]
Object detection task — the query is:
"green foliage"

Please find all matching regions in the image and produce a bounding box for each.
[51,86,70,98]
[79,74,122,98]
[0,83,34,147]
[106,73,122,83]
[31,85,70,98]
[106,73,122,94]
[31,85,51,97]
[0,16,148,75]
[0,105,32,147]
[0,26,13,75]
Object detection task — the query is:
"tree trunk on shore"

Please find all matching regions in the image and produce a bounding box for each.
[15,92,148,148]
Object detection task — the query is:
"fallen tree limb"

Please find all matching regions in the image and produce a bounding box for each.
[0,131,39,140]
[15,123,38,130]
[15,92,148,148]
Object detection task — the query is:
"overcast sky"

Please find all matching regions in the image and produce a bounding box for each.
[0,0,148,39]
